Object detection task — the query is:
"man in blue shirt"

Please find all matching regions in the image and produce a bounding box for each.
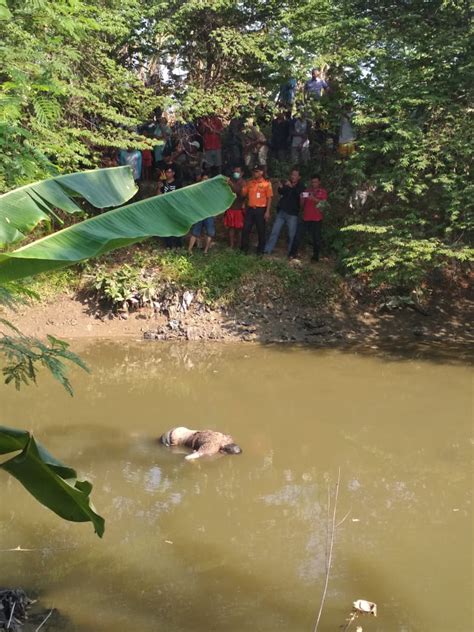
[118,148,142,181]
[304,68,328,101]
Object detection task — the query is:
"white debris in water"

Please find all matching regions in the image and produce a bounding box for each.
[353,599,377,616]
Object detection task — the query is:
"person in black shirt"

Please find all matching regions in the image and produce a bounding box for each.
[264,168,305,257]
[270,111,290,161]
[157,166,183,248]
[156,154,183,186]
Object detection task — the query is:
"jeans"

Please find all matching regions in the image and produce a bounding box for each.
[264,211,298,255]
[241,207,266,254]
[291,220,322,259]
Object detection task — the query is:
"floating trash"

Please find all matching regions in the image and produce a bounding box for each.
[353,599,377,616]
[0,588,34,631]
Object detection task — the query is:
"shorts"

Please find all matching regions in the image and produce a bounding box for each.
[203,149,222,167]
[224,208,244,229]
[191,217,216,237]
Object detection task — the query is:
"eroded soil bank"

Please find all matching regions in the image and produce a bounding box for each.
[4,252,473,354]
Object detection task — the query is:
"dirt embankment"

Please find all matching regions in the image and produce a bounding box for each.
[5,262,473,352]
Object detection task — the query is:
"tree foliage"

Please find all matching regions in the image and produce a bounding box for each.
[0,0,157,192]
[283,0,473,288]
[134,0,288,117]
[1,0,472,289]
[0,283,88,394]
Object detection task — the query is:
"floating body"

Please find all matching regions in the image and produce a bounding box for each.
[160,427,242,461]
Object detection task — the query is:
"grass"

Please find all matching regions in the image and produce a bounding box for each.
[130,246,340,307]
[27,268,82,300]
[21,244,341,310]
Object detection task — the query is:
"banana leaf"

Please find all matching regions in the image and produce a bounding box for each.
[0,0,11,19]
[0,425,104,537]
[0,176,235,282]
[0,166,138,247]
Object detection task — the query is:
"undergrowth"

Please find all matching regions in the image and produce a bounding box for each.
[26,268,81,300]
[82,246,340,310]
[8,241,470,316]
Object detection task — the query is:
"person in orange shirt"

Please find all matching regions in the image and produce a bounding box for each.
[241,166,273,255]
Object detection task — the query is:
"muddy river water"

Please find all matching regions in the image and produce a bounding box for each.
[0,341,472,631]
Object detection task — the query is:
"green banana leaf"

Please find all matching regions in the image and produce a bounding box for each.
[0,0,11,20]
[0,176,235,282]
[0,166,138,247]
[0,425,104,537]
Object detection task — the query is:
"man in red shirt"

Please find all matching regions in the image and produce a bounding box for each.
[291,174,328,261]
[199,116,223,172]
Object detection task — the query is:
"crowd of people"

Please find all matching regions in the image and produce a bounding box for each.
[226,165,328,261]
[116,160,328,261]
[107,69,353,260]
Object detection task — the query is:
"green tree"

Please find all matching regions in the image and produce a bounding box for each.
[142,0,288,117]
[1,0,472,288]
[284,0,473,289]
[0,0,157,192]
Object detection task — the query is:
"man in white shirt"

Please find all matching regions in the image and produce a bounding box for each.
[304,68,328,101]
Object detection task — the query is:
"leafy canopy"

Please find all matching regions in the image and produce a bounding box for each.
[0,0,157,192]
[1,0,472,289]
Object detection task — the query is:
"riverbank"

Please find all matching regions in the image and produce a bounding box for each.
[4,245,473,350]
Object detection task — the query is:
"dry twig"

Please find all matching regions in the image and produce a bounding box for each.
[6,601,16,629]
[35,608,54,632]
[313,467,341,632]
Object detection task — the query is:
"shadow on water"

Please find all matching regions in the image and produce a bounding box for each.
[4,522,309,631]
[259,339,474,366]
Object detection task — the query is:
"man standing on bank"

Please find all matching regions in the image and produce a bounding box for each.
[241,166,273,255]
[291,174,328,262]
[264,168,305,257]
[304,68,329,101]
